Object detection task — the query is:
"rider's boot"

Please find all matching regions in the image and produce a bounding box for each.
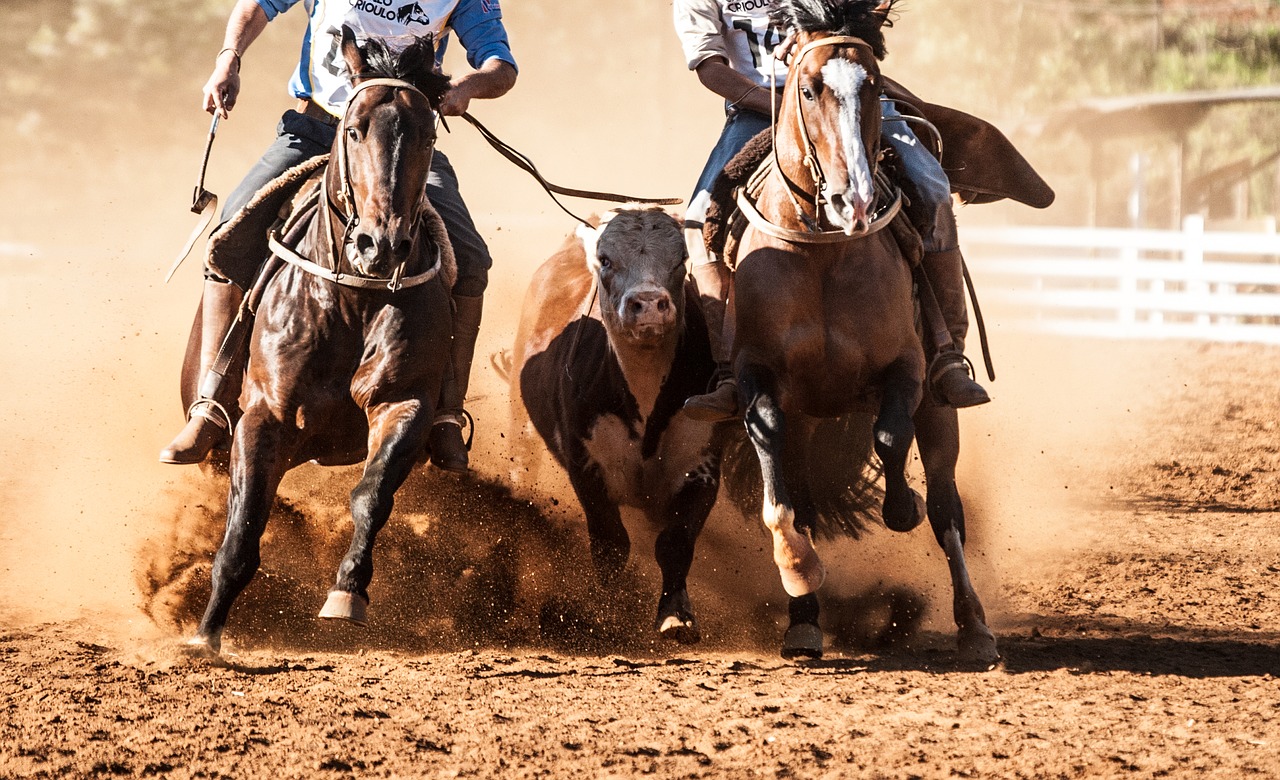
[922,247,990,408]
[159,278,245,464]
[681,231,739,422]
[429,293,483,473]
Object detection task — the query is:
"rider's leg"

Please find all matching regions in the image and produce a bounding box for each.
[680,108,771,422]
[159,111,337,465]
[882,102,988,408]
[425,151,492,473]
[160,276,244,464]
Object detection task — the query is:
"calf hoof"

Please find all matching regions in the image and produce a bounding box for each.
[781,622,824,660]
[181,635,220,660]
[657,613,702,645]
[883,488,926,533]
[318,590,369,626]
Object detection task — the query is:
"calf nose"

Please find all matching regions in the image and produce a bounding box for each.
[622,289,676,328]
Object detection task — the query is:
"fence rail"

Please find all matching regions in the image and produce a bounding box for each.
[961,215,1280,345]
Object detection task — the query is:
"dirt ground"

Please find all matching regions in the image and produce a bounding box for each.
[4,3,1280,779]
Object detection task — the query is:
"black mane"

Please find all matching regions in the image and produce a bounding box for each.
[356,36,452,109]
[771,0,897,60]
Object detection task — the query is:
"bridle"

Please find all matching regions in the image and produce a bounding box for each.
[280,76,443,292]
[753,34,901,244]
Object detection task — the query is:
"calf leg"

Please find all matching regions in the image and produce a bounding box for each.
[189,407,292,655]
[652,472,718,644]
[741,365,825,597]
[914,399,998,664]
[564,461,630,583]
[322,401,431,625]
[875,360,926,533]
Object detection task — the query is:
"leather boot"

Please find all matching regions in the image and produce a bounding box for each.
[430,293,483,473]
[159,279,245,464]
[922,248,989,408]
[682,248,740,423]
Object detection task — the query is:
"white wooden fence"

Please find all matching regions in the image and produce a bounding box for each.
[961,215,1280,345]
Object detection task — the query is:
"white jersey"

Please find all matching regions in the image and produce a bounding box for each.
[293,0,461,113]
[673,0,787,89]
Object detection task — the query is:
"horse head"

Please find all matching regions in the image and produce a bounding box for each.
[577,206,688,349]
[772,0,896,234]
[329,26,452,278]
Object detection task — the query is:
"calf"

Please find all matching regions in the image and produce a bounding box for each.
[510,206,721,643]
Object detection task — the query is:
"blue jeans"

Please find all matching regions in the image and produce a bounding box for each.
[213,109,491,296]
[686,102,958,253]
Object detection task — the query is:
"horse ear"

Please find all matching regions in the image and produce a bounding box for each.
[872,1,896,27]
[340,25,366,80]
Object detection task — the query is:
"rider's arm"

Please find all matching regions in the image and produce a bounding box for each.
[694,57,776,117]
[438,0,518,116]
[202,0,274,118]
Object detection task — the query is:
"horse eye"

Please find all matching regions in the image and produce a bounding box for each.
[345,127,360,142]
[800,86,815,101]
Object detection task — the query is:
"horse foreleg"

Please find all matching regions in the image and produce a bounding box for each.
[652,471,718,644]
[875,360,926,533]
[742,367,825,597]
[189,409,291,656]
[322,401,430,626]
[914,400,999,665]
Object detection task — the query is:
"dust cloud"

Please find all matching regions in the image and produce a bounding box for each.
[0,2,1150,654]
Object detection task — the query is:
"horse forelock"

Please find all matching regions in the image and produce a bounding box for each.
[356,36,452,109]
[771,0,895,59]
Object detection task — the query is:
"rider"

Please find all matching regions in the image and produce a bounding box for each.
[673,0,989,420]
[159,0,517,473]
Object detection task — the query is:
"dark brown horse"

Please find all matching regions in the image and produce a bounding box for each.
[185,30,456,656]
[730,0,998,663]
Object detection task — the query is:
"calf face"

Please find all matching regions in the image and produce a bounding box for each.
[578,207,688,348]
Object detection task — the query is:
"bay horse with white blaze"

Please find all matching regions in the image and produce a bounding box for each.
[731,0,998,663]
[186,30,455,656]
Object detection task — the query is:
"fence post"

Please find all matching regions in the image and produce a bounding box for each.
[1183,214,1208,328]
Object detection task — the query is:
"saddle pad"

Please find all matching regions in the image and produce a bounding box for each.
[206,156,329,289]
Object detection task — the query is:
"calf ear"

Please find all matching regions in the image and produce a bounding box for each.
[340,25,366,81]
[575,223,602,271]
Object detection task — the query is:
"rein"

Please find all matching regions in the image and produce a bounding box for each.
[458,112,681,226]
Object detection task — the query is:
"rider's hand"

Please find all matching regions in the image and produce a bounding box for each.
[202,50,242,119]
[773,32,798,66]
[438,81,472,117]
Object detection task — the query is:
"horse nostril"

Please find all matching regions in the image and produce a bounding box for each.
[355,233,376,257]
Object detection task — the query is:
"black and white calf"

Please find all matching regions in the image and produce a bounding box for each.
[510,206,721,643]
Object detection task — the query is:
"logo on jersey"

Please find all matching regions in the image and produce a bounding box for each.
[396,2,431,24]
[480,0,498,13]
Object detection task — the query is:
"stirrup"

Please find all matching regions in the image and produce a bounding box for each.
[927,352,990,408]
[188,397,233,432]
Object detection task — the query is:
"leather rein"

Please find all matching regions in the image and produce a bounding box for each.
[747,35,900,245]
[271,77,443,292]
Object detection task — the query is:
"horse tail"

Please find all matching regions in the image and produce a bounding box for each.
[719,411,884,539]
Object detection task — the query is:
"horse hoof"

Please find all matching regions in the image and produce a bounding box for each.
[657,614,702,645]
[958,627,1001,667]
[181,636,220,660]
[318,591,369,626]
[884,489,926,533]
[778,558,826,597]
[781,622,824,660]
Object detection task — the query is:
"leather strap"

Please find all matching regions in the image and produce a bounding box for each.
[734,180,901,245]
[268,223,443,291]
[459,112,681,225]
[164,114,221,282]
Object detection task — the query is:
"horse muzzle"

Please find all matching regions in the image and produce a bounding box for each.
[823,186,873,236]
[348,222,414,277]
